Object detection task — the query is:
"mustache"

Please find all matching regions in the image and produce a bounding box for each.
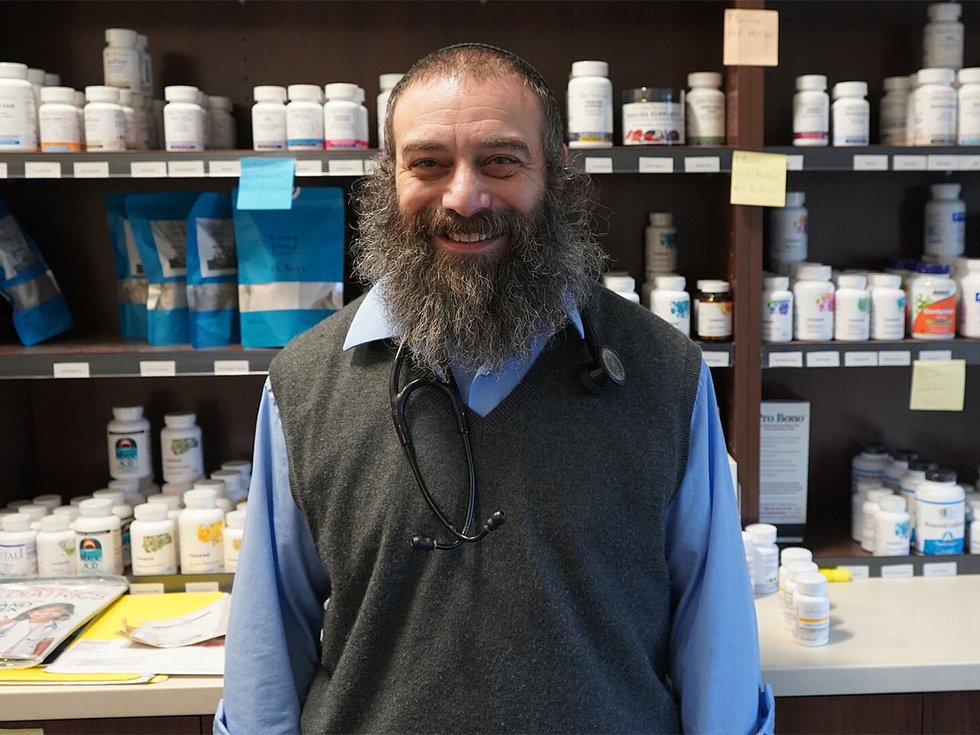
[405,207,526,242]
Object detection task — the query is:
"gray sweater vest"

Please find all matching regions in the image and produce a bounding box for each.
[270,285,703,734]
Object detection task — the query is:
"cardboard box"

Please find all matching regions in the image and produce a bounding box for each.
[760,400,810,541]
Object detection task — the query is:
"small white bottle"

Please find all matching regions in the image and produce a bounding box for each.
[793,264,835,341]
[649,275,691,337]
[198,90,212,149]
[874,495,911,557]
[685,71,725,146]
[179,488,224,574]
[18,504,48,530]
[923,2,964,71]
[221,460,252,491]
[376,73,403,150]
[323,82,367,149]
[880,76,911,145]
[103,28,141,91]
[792,74,829,146]
[924,183,966,258]
[163,85,205,152]
[107,406,152,483]
[741,531,756,594]
[38,86,81,152]
[769,192,808,268]
[111,501,134,569]
[146,493,182,512]
[868,273,907,340]
[211,469,246,503]
[909,263,957,340]
[194,479,234,514]
[208,96,236,149]
[778,546,813,592]
[355,86,370,151]
[567,60,613,149]
[36,514,76,577]
[31,494,62,512]
[916,468,965,555]
[0,513,38,578]
[957,259,980,337]
[781,559,818,632]
[52,506,80,523]
[117,87,137,149]
[252,85,288,150]
[161,412,205,484]
[43,73,60,88]
[645,212,677,274]
[745,523,779,595]
[884,450,919,491]
[130,502,177,576]
[223,509,246,573]
[286,84,324,150]
[74,498,122,575]
[900,459,937,548]
[855,486,893,545]
[84,85,126,152]
[762,275,794,343]
[914,68,957,146]
[602,273,640,304]
[793,572,830,647]
[957,68,980,145]
[834,274,871,341]
[0,63,38,152]
[831,81,870,146]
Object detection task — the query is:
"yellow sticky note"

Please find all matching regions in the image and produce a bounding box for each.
[909,359,966,411]
[730,150,787,207]
[723,9,779,67]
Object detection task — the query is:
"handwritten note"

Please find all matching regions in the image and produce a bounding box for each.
[723,9,779,67]
[909,359,966,411]
[730,150,786,206]
[237,158,295,210]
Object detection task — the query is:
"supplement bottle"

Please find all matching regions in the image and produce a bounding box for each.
[84,85,126,152]
[778,546,813,592]
[622,87,683,146]
[762,275,794,343]
[221,460,252,494]
[792,74,829,146]
[781,559,818,631]
[163,85,204,151]
[251,85,288,150]
[130,502,177,575]
[74,498,122,575]
[130,89,148,150]
[52,506,79,525]
[109,478,144,507]
[43,72,59,87]
[924,183,965,259]
[567,60,613,149]
[744,523,779,595]
[916,468,965,555]
[834,274,871,341]
[874,495,911,557]
[161,412,204,484]
[792,264,835,341]
[884,450,920,491]
[223,509,246,573]
[914,68,957,146]
[741,532,756,594]
[38,86,81,152]
[103,28,141,91]
[107,406,152,483]
[650,275,690,337]
[851,478,883,540]
[18,504,48,530]
[695,281,733,342]
[179,488,224,574]
[286,84,324,150]
[923,2,964,71]
[957,258,980,337]
[831,81,870,146]
[686,72,725,146]
[194,479,234,514]
[146,493,183,512]
[880,76,910,145]
[0,62,38,151]
[355,86,370,151]
[136,33,152,97]
[0,513,38,577]
[208,96,236,149]
[602,273,640,304]
[900,459,938,548]
[769,191,808,269]
[376,73,403,150]
[31,494,62,512]
[957,68,980,145]
[909,262,957,340]
[868,273,907,340]
[645,212,677,274]
[36,514,76,576]
[198,90,212,150]
[793,572,830,647]
[211,469,245,503]
[118,87,137,149]
[111,501,133,569]
[861,489,894,552]
[75,90,87,150]
[323,82,366,149]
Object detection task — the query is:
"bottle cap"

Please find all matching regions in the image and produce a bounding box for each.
[211,470,243,493]
[832,81,868,99]
[796,74,827,91]
[2,514,31,532]
[253,85,287,104]
[879,496,906,513]
[32,494,62,510]
[796,264,832,281]
[926,468,957,483]
[860,444,888,456]
[648,212,673,226]
[27,68,45,85]
[222,460,252,476]
[183,488,218,509]
[134,502,168,522]
[867,488,894,502]
[932,183,962,199]
[108,479,140,494]
[40,86,75,105]
[699,280,730,294]
[0,62,29,81]
[105,28,138,46]
[112,406,144,421]
[688,71,722,89]
[17,504,47,522]
[225,509,247,529]
[193,479,227,497]
[763,275,790,291]
[889,449,919,463]
[570,60,609,78]
[917,67,956,86]
[208,95,232,111]
[287,84,323,103]
[86,85,121,103]
[883,76,911,92]
[78,498,113,516]
[146,493,182,511]
[39,514,70,532]
[741,531,755,549]
[958,67,980,85]
[795,571,829,597]
[780,546,813,565]
[909,459,938,473]
[118,88,134,106]
[93,489,127,506]
[786,560,819,580]
[622,87,677,104]
[379,73,404,91]
[784,191,806,207]
[928,2,961,22]
[110,503,133,519]
[602,273,636,292]
[164,85,200,103]
[867,273,901,289]
[654,275,686,291]
[324,82,359,101]
[355,86,366,104]
[164,412,197,428]
[745,522,777,545]
[916,262,951,275]
[836,274,867,289]
[163,481,194,496]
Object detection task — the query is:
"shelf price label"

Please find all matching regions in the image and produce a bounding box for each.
[852,155,888,171]
[639,157,674,174]
[53,362,90,378]
[73,161,109,178]
[785,155,804,171]
[923,561,957,577]
[584,157,613,174]
[768,351,803,368]
[880,564,914,579]
[684,156,721,173]
[24,161,62,178]
[927,154,960,171]
[805,350,840,368]
[702,351,731,368]
[844,351,878,367]
[167,160,206,177]
[295,159,323,177]
[214,360,250,375]
[209,160,241,177]
[0,162,7,179]
[139,360,177,377]
[893,155,927,171]
[328,159,365,176]
[878,350,911,366]
[130,161,168,178]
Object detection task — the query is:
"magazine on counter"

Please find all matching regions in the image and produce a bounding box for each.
[0,576,129,669]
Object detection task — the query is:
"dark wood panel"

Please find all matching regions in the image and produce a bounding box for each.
[0,715,205,734]
[923,690,980,734]
[776,693,924,735]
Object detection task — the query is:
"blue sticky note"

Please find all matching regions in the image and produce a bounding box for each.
[237,157,296,210]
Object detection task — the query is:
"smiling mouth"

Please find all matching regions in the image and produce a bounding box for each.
[443,229,501,244]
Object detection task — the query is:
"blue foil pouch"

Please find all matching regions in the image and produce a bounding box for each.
[106,194,148,340]
[233,187,344,348]
[125,191,201,345]
[0,197,73,346]
[186,192,240,348]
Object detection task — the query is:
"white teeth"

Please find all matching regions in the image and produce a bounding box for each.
[446,230,496,243]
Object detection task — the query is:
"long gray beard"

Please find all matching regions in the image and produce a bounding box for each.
[353,162,606,374]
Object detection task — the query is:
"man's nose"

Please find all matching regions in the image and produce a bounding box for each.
[441,163,491,217]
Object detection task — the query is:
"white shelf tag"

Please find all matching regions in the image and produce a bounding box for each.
[0,162,8,178]
[684,156,721,173]
[892,155,927,171]
[786,155,804,171]
[927,154,960,171]
[806,350,840,367]
[768,351,803,368]
[129,583,166,595]
[839,564,870,580]
[53,362,90,378]
[364,159,377,174]
[73,161,109,178]
[295,159,323,177]
[185,581,220,593]
[852,155,888,171]
[923,561,957,577]
[639,157,674,173]
[130,161,168,178]
[24,161,62,178]
[209,159,241,177]
[214,359,250,375]
[880,564,914,579]
[139,360,177,377]
[702,351,731,368]
[584,157,613,174]
[328,159,364,175]
[918,350,953,361]
[878,350,912,366]
[167,160,206,177]
[961,155,980,170]
[844,351,878,367]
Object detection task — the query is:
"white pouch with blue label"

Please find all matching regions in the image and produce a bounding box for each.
[0,197,73,346]
[106,193,148,340]
[125,191,201,345]
[233,187,344,348]
[186,192,239,347]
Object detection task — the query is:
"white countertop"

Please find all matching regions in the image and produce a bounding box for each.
[758,574,980,696]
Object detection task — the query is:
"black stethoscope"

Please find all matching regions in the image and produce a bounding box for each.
[389,313,626,552]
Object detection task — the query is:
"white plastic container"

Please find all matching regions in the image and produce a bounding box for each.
[868,273,907,340]
[43,73,60,87]
[957,68,980,145]
[211,469,245,503]
[874,495,911,557]
[31,494,62,512]
[645,212,677,274]
[861,493,891,552]
[161,412,204,484]
[901,460,938,548]
[286,84,324,150]
[602,273,640,304]
[916,468,965,555]
[762,275,794,342]
[208,96,236,149]
[769,191,808,266]
[323,82,367,149]
[355,86,369,151]
[50,507,79,524]
[650,275,690,337]
[781,559,818,631]
[686,72,725,146]
[163,85,205,152]
[130,502,177,575]
[957,258,980,337]
[84,85,126,152]
[906,73,920,146]
[198,90,211,150]
[252,85,287,150]
[146,493,182,512]
[376,72,403,150]
[745,523,779,595]
[567,60,613,149]
[18,504,48,528]
[793,572,830,647]
[695,280,733,341]
[914,68,957,146]
[924,183,966,258]
[831,81,870,146]
[851,482,884,541]
[179,488,224,574]
[38,86,81,152]
[36,514,76,577]
[103,28,141,91]
[223,509,246,572]
[117,87,137,149]
[221,460,252,494]
[884,450,919,491]
[909,262,957,340]
[793,264,835,341]
[0,513,38,577]
[194,479,233,514]
[793,74,829,146]
[923,2,964,71]
[622,87,684,146]
[880,76,911,145]
[74,498,122,575]
[107,406,152,483]
[834,274,871,341]
[111,501,133,569]
[0,62,38,151]
[741,532,756,593]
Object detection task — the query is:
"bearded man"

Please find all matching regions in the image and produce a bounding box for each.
[217,44,773,735]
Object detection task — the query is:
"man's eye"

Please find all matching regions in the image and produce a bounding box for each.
[409,159,440,169]
[484,157,521,176]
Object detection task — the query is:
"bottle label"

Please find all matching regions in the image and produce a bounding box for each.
[0,89,36,149]
[0,541,37,576]
[622,102,684,145]
[78,533,110,571]
[568,87,613,144]
[697,300,733,338]
[686,96,725,145]
[911,294,956,336]
[918,498,964,554]
[763,297,793,341]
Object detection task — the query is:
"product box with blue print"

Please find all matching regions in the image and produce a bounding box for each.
[760,400,810,542]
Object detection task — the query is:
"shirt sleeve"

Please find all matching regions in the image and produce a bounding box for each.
[214,378,332,735]
[665,362,775,735]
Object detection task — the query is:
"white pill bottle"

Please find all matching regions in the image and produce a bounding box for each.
[792,264,835,341]
[567,60,613,149]
[36,514,76,577]
[916,468,965,555]
[179,488,224,574]
[251,85,287,150]
[223,509,246,573]
[161,412,205,484]
[74,498,122,575]
[376,73,403,150]
[0,62,37,152]
[163,85,205,152]
[685,71,725,146]
[286,84,324,150]
[792,74,829,146]
[130,502,177,575]
[107,405,153,483]
[923,2,963,71]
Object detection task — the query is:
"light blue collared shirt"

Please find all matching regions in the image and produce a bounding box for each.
[216,286,775,734]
